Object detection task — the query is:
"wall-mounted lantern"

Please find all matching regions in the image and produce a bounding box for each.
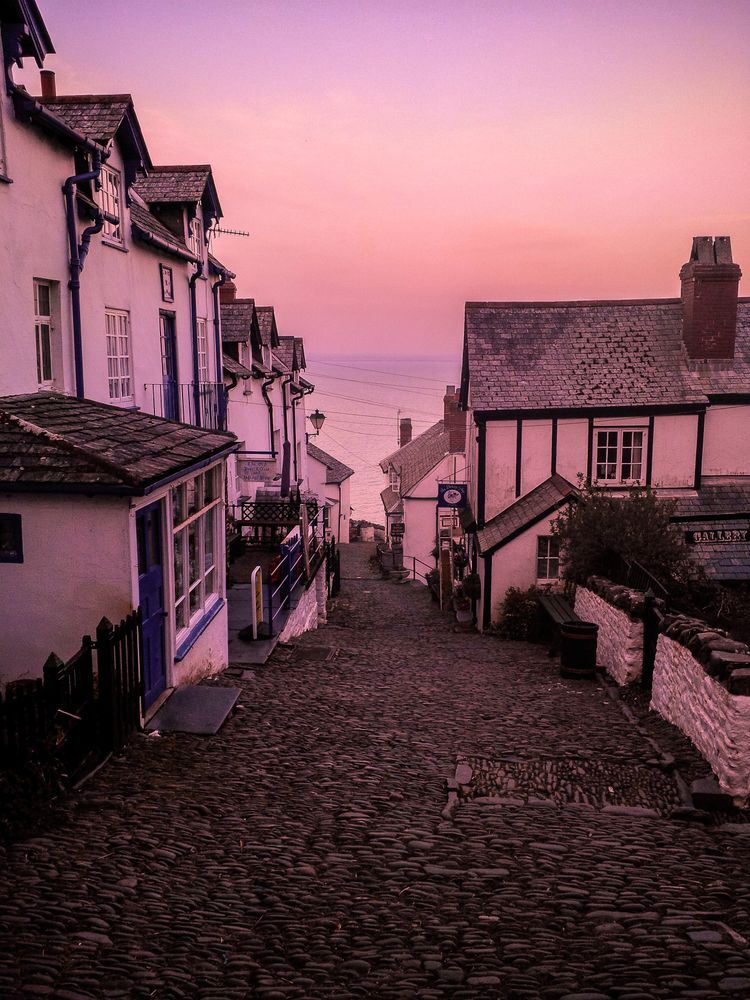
[309,409,325,436]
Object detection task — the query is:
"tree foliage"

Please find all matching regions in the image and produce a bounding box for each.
[551,480,696,589]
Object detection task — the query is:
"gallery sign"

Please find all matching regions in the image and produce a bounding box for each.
[685,528,748,544]
[438,484,468,509]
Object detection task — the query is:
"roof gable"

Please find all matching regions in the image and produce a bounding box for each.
[476,475,578,555]
[40,94,151,170]
[256,306,280,348]
[221,299,259,348]
[2,0,54,66]
[134,165,222,222]
[380,420,449,496]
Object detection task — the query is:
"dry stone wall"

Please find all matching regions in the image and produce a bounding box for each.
[279,579,319,642]
[574,579,646,685]
[651,627,750,801]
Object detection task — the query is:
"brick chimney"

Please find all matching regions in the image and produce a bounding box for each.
[40,70,56,99]
[399,417,412,448]
[680,236,742,359]
[443,385,465,454]
[219,279,237,304]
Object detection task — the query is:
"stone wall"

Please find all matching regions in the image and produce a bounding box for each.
[574,583,644,685]
[651,630,750,800]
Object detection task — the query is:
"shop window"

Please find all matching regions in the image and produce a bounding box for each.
[172,467,223,635]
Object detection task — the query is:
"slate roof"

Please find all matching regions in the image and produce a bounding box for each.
[40,94,132,145]
[221,299,255,344]
[294,338,306,369]
[669,481,750,519]
[130,201,195,260]
[223,354,253,379]
[256,307,279,348]
[307,442,354,485]
[134,165,211,204]
[208,252,235,279]
[679,519,750,582]
[461,299,750,412]
[380,421,449,496]
[476,475,578,555]
[380,485,403,515]
[273,338,296,373]
[0,393,236,495]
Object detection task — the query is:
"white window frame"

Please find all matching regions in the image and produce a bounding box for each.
[34,279,54,386]
[197,318,209,383]
[594,427,646,485]
[100,165,123,243]
[189,217,202,259]
[105,309,133,403]
[536,536,560,583]
[171,467,223,637]
[389,466,399,492]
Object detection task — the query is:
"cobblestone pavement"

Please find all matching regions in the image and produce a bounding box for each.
[3,543,750,1000]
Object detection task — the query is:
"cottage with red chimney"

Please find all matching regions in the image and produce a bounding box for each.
[379,386,467,577]
[460,237,749,630]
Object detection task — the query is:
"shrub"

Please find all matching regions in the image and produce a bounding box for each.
[496,586,542,641]
[551,479,696,591]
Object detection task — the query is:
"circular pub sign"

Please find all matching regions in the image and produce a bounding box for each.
[438,484,468,509]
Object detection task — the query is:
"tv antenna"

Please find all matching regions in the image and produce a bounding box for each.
[209,226,250,240]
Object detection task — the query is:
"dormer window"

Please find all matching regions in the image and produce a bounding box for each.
[100,166,122,243]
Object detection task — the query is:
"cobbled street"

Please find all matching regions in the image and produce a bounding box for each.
[2,543,750,1000]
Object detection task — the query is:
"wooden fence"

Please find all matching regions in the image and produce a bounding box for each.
[0,609,143,781]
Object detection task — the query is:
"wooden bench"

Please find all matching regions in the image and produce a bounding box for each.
[538,593,581,656]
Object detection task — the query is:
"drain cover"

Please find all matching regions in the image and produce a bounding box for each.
[455,754,681,817]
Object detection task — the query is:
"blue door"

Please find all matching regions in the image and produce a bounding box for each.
[159,312,179,421]
[137,501,167,709]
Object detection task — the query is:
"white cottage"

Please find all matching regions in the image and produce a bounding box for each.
[306,442,353,544]
[460,237,749,629]
[379,387,466,576]
[0,394,236,705]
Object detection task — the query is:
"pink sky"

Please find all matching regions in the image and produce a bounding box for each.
[24,1,750,356]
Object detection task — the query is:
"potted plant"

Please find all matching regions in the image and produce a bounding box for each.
[462,572,481,601]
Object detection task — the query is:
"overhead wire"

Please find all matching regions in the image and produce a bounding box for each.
[312,386,442,418]
[306,357,453,385]
[308,371,451,396]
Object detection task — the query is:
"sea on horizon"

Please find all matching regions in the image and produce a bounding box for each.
[304,354,462,527]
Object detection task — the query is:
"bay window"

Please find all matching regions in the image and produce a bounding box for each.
[172,467,222,634]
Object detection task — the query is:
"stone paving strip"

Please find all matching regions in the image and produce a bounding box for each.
[2,543,750,999]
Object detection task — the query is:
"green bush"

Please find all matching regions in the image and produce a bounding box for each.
[551,479,696,591]
[495,586,543,641]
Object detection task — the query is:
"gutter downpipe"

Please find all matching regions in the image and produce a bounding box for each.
[63,150,106,399]
[189,261,204,427]
[260,374,278,459]
[280,374,294,498]
[290,381,314,492]
[211,270,229,428]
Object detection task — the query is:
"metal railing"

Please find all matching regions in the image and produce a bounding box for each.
[608,552,669,602]
[409,554,436,585]
[143,381,227,430]
[266,508,326,635]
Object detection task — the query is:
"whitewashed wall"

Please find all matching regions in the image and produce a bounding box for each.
[0,493,132,683]
[702,405,750,477]
[574,586,643,685]
[651,634,750,800]
[651,413,698,487]
[486,512,560,626]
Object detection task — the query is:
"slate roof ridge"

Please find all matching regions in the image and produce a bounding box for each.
[0,401,139,486]
[465,297,683,309]
[149,163,212,173]
[380,419,445,472]
[41,93,133,105]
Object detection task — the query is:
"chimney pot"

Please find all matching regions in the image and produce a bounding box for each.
[399,418,412,448]
[680,236,742,359]
[40,69,56,99]
[219,279,237,304]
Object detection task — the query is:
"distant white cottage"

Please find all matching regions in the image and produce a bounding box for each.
[460,237,749,630]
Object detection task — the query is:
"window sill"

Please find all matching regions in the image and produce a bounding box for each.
[174,598,225,662]
[103,239,129,253]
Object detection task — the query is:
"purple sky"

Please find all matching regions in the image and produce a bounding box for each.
[25,1,750,356]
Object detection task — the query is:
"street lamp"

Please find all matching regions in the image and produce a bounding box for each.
[309,409,325,436]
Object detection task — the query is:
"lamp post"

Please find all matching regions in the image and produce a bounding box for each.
[309,409,325,436]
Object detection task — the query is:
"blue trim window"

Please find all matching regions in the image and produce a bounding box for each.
[172,466,223,636]
[0,514,23,563]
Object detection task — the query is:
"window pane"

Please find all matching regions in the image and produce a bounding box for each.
[189,582,201,614]
[172,485,185,526]
[173,531,184,596]
[176,597,187,629]
[187,476,201,517]
[188,521,200,587]
[204,511,214,571]
[36,283,51,316]
[204,567,215,596]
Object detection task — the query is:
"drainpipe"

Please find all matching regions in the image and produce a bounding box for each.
[280,374,294,497]
[261,374,278,458]
[211,270,229,428]
[290,381,314,491]
[63,150,106,399]
[189,261,204,427]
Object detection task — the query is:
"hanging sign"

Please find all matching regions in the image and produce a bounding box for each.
[685,528,748,544]
[438,484,468,509]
